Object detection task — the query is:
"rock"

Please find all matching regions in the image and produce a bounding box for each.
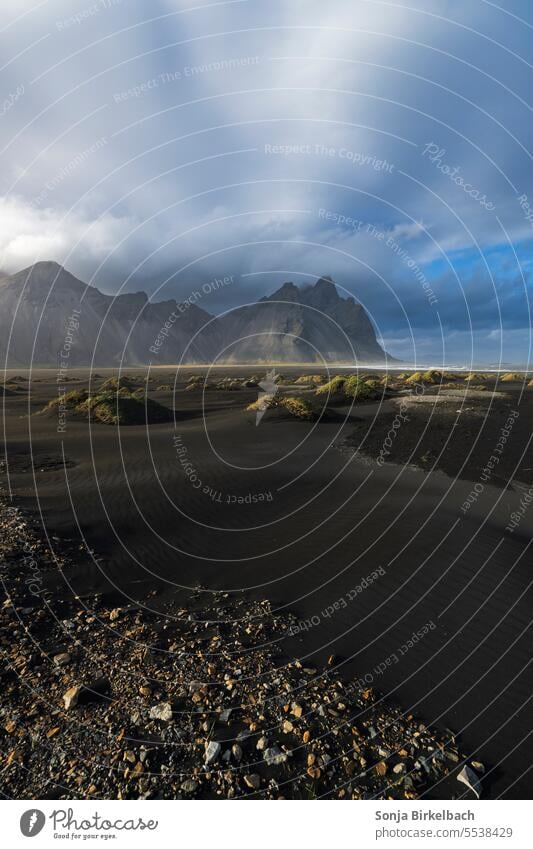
[282,720,293,733]
[256,735,268,751]
[53,652,71,666]
[264,746,287,767]
[393,763,405,774]
[232,743,243,762]
[109,608,121,621]
[291,702,303,718]
[79,677,111,704]
[375,761,387,776]
[205,740,221,765]
[129,762,144,779]
[307,766,321,779]
[244,774,261,789]
[63,685,81,710]
[219,708,232,722]
[181,779,198,793]
[149,702,173,722]
[457,765,482,799]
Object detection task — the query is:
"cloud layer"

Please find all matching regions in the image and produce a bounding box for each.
[0,0,531,364]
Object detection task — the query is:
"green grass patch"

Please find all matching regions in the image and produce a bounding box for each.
[39,387,172,425]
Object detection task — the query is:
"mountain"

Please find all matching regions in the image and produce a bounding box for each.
[0,262,217,367]
[0,263,390,366]
[215,276,388,363]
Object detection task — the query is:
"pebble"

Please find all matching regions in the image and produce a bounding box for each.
[264,746,287,767]
[205,740,221,765]
[0,501,469,802]
[149,703,173,722]
[63,685,81,710]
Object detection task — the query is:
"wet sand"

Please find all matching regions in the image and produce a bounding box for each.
[1,368,532,798]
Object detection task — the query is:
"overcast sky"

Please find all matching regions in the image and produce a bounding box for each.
[0,0,531,364]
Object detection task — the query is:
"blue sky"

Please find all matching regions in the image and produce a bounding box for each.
[0,0,532,364]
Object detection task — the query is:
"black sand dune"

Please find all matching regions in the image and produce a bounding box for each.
[1,368,532,799]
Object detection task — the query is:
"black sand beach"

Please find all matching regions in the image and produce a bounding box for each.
[1,368,532,799]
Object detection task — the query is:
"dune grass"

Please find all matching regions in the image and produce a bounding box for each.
[246,394,317,421]
[39,387,172,425]
[500,372,524,382]
[315,374,379,402]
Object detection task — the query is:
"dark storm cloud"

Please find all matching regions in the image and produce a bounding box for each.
[0,0,531,362]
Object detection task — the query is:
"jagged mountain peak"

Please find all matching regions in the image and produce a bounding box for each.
[0,263,389,365]
[264,276,340,304]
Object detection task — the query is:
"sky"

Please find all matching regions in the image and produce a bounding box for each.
[0,0,532,365]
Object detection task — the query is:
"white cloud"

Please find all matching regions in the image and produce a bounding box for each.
[0,196,133,273]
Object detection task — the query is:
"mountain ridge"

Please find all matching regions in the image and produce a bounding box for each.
[0,262,391,366]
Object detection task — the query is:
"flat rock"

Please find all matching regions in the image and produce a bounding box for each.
[63,685,81,710]
[149,702,173,722]
[457,765,482,799]
[205,740,221,765]
[264,746,287,767]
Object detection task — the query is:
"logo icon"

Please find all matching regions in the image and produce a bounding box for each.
[255,368,280,425]
[20,810,46,837]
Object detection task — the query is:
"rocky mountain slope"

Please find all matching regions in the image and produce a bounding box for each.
[0,263,389,366]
